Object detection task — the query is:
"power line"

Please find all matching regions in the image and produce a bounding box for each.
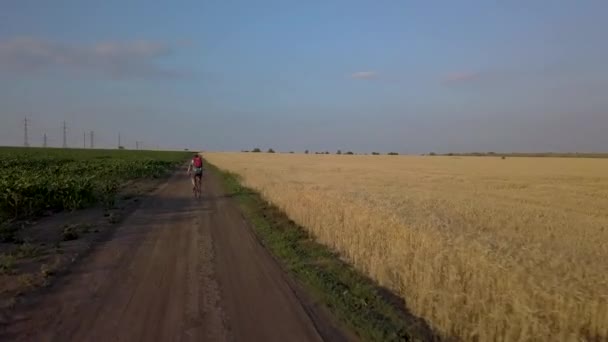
[12,119,161,150]
[24,117,29,147]
[62,121,67,148]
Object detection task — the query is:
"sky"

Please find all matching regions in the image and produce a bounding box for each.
[1,0,607,153]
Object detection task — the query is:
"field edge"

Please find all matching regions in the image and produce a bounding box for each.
[207,162,442,342]
[0,166,181,321]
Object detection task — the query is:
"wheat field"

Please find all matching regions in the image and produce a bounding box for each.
[206,153,608,341]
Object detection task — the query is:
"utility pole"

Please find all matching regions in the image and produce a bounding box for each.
[84,132,86,148]
[62,121,67,148]
[90,131,94,149]
[136,141,139,150]
[43,133,47,148]
[24,117,29,147]
[118,132,121,149]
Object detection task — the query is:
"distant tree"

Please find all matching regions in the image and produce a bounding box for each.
[388,152,399,155]
[336,150,342,155]
[447,153,454,156]
[118,146,125,150]
[429,152,436,156]
[289,151,294,154]
[252,148,262,153]
[345,151,354,155]
[305,150,309,154]
[267,148,275,153]
[325,151,330,154]
[372,152,380,155]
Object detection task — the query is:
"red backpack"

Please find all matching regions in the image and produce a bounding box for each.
[193,156,203,168]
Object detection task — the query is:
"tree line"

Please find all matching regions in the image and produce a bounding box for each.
[240,148,400,155]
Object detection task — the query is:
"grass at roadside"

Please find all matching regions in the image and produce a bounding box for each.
[208,163,440,342]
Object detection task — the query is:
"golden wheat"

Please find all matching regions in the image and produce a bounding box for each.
[207,153,608,341]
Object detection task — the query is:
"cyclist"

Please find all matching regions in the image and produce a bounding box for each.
[187,153,204,194]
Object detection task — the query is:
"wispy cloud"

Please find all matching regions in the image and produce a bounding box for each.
[0,37,184,80]
[443,71,480,85]
[351,71,378,80]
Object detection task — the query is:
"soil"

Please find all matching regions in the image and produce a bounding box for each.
[0,171,351,341]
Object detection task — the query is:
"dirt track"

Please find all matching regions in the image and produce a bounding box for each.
[0,171,349,341]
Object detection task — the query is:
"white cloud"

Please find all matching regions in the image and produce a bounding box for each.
[0,37,183,79]
[351,71,378,80]
[443,71,479,84]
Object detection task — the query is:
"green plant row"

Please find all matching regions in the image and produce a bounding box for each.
[0,147,190,223]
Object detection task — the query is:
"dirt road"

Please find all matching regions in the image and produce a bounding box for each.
[0,171,349,342]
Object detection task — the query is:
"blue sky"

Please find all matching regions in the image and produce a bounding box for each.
[1,0,607,152]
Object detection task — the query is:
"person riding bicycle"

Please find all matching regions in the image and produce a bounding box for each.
[187,154,204,192]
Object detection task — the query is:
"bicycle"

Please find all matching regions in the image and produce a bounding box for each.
[192,172,202,199]
[188,154,204,199]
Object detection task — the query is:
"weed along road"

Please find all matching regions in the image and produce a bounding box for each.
[1,170,346,342]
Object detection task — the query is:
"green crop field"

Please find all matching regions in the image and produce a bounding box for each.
[0,147,189,224]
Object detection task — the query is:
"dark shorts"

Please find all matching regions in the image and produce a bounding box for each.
[193,167,203,178]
